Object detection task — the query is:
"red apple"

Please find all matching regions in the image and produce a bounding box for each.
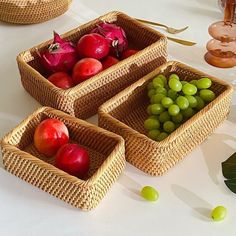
[34,118,69,157]
[76,33,110,60]
[48,72,74,89]
[72,58,103,85]
[55,143,90,178]
[121,49,139,60]
[102,56,119,70]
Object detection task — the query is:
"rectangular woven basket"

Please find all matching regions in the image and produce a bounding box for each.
[17,11,167,119]
[98,61,234,176]
[0,107,125,210]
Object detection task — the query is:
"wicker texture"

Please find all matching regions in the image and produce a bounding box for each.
[98,61,234,176]
[0,107,125,210]
[0,0,72,24]
[17,11,167,119]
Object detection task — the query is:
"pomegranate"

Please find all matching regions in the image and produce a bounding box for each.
[76,33,110,60]
[55,143,90,179]
[48,72,74,89]
[40,31,77,73]
[72,58,103,85]
[102,56,119,69]
[34,118,69,157]
[121,49,139,60]
[92,22,128,58]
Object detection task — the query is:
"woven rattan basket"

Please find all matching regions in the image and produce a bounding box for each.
[0,107,125,210]
[98,61,234,176]
[17,11,167,119]
[0,0,72,24]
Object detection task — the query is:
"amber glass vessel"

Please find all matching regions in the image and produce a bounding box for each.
[205,0,236,68]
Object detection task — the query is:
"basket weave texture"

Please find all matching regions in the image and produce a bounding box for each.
[0,107,125,210]
[98,61,234,176]
[0,0,72,24]
[17,11,167,119]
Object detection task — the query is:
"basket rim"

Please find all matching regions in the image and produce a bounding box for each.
[0,106,125,186]
[98,60,234,147]
[16,10,167,97]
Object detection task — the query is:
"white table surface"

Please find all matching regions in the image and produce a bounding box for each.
[0,1,236,235]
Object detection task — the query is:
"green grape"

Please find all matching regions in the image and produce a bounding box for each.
[147,82,154,90]
[148,130,161,140]
[163,121,175,133]
[168,89,178,100]
[141,186,159,201]
[146,105,152,115]
[196,77,212,89]
[153,77,164,88]
[182,83,197,95]
[159,111,171,123]
[156,87,167,95]
[169,73,180,81]
[185,95,197,108]
[176,96,189,110]
[150,104,165,115]
[149,115,159,119]
[156,132,169,141]
[172,113,183,123]
[157,74,167,86]
[175,123,181,129]
[148,89,156,98]
[181,107,195,118]
[168,104,180,116]
[195,96,205,110]
[169,78,182,92]
[151,93,165,104]
[181,81,188,86]
[190,80,198,86]
[161,97,173,108]
[211,206,227,221]
[144,118,160,130]
[199,89,215,102]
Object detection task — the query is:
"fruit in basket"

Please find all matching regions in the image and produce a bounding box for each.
[141,186,159,201]
[55,143,90,178]
[196,77,212,89]
[34,118,69,157]
[145,74,215,141]
[76,33,110,60]
[48,72,74,89]
[121,49,139,59]
[101,56,119,69]
[91,22,128,58]
[72,58,103,85]
[40,32,77,73]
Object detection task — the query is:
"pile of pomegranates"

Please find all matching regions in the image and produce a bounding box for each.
[40,22,139,89]
[34,118,90,179]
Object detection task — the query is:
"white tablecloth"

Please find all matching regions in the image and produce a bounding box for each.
[0,1,236,235]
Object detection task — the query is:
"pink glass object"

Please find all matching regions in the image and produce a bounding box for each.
[205,0,236,68]
[218,0,236,22]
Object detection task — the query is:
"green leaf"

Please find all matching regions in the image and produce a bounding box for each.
[222,152,236,165]
[222,162,236,179]
[225,179,236,194]
[222,152,236,194]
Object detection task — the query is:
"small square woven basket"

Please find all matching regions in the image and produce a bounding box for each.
[16,11,167,119]
[98,61,234,176]
[0,107,125,210]
[0,0,72,24]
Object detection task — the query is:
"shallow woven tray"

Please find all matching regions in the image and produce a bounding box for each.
[0,107,125,210]
[98,61,234,176]
[0,0,72,24]
[17,11,167,119]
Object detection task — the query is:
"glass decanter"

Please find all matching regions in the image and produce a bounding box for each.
[205,0,236,68]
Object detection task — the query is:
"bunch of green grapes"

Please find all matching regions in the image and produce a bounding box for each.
[145,73,215,141]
